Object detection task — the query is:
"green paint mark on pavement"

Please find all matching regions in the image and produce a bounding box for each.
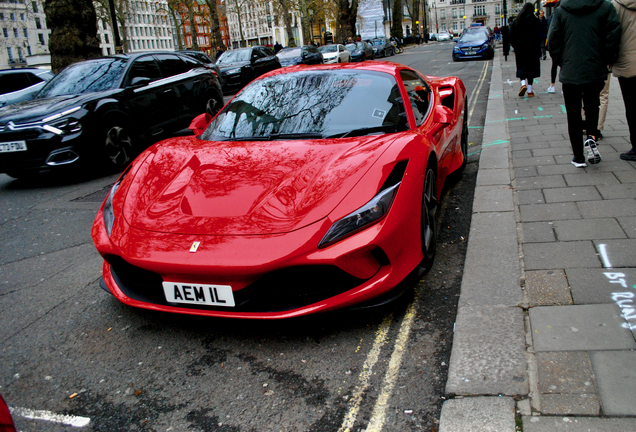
[560,104,567,114]
[537,107,544,111]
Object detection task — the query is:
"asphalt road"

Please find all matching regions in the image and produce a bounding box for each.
[0,42,492,432]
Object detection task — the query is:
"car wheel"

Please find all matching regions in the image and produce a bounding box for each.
[459,98,468,172]
[103,122,134,170]
[337,58,341,63]
[204,90,223,117]
[420,166,438,271]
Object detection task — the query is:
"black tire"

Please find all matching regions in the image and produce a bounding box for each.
[204,90,223,117]
[103,122,134,170]
[459,97,469,171]
[420,166,438,272]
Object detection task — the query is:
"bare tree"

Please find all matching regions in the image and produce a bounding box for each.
[269,0,297,47]
[336,0,358,43]
[202,0,225,50]
[44,0,102,72]
[93,0,132,52]
[166,0,185,50]
[225,0,249,47]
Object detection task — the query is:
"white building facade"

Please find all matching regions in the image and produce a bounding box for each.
[428,0,520,35]
[0,0,51,69]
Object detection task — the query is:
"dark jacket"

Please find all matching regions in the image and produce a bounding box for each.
[510,9,542,78]
[547,0,622,85]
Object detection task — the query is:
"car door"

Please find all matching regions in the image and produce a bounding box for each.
[154,53,199,126]
[255,47,280,74]
[121,54,173,139]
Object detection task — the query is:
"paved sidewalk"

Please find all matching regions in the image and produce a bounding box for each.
[439,48,636,431]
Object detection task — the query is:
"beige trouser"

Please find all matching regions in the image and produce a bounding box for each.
[598,74,611,130]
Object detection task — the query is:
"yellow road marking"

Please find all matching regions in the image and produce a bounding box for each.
[366,300,417,431]
[468,61,489,124]
[338,314,393,432]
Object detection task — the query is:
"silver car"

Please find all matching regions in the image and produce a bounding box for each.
[0,68,54,107]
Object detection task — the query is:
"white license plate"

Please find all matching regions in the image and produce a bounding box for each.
[162,282,235,307]
[0,140,27,153]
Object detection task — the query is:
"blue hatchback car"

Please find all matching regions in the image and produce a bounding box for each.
[452,29,494,61]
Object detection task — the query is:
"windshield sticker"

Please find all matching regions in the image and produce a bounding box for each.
[373,109,387,119]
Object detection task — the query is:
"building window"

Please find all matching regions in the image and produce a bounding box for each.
[475,5,486,16]
[441,10,446,19]
[13,28,18,37]
[27,45,31,55]
[35,18,41,29]
[23,28,27,37]
[38,33,44,44]
[20,13,25,20]
[2,28,7,38]
[10,13,15,21]
[0,13,4,20]
[104,33,109,43]
[7,47,13,61]
[32,1,38,12]
[452,8,457,19]
[495,5,501,14]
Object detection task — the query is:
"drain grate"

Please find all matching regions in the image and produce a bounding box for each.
[72,184,113,203]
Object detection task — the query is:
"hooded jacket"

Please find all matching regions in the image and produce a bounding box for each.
[613,0,636,78]
[548,0,622,84]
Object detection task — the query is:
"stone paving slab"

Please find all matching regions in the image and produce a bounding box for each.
[614,169,636,183]
[590,350,636,416]
[518,189,545,205]
[520,202,581,222]
[472,185,514,213]
[553,218,627,241]
[516,175,566,191]
[543,186,602,203]
[566,268,636,305]
[459,212,521,307]
[597,184,636,200]
[476,168,510,186]
[446,306,527,396]
[439,397,516,432]
[523,416,636,431]
[563,172,620,186]
[592,239,636,267]
[522,222,556,243]
[525,270,573,306]
[479,146,509,170]
[577,198,636,218]
[617,216,636,237]
[537,164,588,176]
[524,241,601,270]
[539,393,600,415]
[529,304,636,352]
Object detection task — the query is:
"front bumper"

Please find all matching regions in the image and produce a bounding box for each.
[453,45,492,60]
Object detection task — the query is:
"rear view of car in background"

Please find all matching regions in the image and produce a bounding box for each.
[0,68,53,108]
[318,44,351,64]
[346,41,375,61]
[369,38,395,57]
[276,45,324,66]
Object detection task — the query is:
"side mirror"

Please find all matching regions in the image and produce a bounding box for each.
[130,77,151,87]
[189,113,212,137]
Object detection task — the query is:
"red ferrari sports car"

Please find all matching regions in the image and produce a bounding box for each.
[92,61,467,319]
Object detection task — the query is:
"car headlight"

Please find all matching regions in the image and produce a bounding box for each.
[224,68,242,75]
[319,182,400,248]
[481,44,489,50]
[42,106,83,135]
[103,174,127,236]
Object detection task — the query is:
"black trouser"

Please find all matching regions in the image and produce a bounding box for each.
[562,82,605,160]
[618,76,636,152]
[551,60,559,84]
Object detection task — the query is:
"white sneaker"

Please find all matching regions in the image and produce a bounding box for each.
[547,85,555,93]
[584,137,602,164]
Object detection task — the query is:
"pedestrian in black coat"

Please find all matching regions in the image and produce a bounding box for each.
[548,0,621,167]
[510,3,542,97]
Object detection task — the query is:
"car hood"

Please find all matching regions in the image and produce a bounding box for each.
[218,61,250,72]
[456,39,487,48]
[0,91,114,125]
[122,135,396,236]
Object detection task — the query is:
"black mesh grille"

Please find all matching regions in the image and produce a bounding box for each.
[107,256,370,313]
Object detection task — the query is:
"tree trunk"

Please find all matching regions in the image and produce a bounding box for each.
[336,0,357,43]
[167,1,184,50]
[279,0,296,47]
[44,0,102,73]
[392,0,403,39]
[204,0,225,50]
[188,2,199,50]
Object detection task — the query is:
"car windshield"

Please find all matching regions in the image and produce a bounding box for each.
[346,43,362,51]
[459,32,487,43]
[200,70,408,141]
[318,45,338,53]
[370,39,385,46]
[217,50,251,64]
[277,48,301,58]
[36,58,127,98]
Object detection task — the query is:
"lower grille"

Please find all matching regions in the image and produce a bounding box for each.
[107,256,369,313]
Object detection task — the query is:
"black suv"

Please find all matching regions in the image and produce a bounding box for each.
[0,52,223,178]
[216,46,281,94]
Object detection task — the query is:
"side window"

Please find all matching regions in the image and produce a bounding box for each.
[26,72,44,85]
[125,56,162,86]
[180,54,202,70]
[253,48,266,59]
[262,47,275,57]
[155,53,189,77]
[0,73,32,94]
[400,69,430,126]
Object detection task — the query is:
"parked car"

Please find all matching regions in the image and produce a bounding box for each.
[0,394,16,432]
[176,50,224,86]
[0,52,224,178]
[0,68,54,108]
[318,44,351,63]
[276,45,324,66]
[437,31,453,41]
[346,41,375,61]
[216,46,280,94]
[92,62,468,319]
[453,28,495,61]
[369,37,395,57]
[428,33,438,41]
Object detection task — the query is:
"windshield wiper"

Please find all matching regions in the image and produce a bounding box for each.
[226,132,325,142]
[327,124,404,139]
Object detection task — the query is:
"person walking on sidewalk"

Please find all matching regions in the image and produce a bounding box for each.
[538,10,549,60]
[612,0,636,161]
[510,3,542,97]
[548,0,621,167]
